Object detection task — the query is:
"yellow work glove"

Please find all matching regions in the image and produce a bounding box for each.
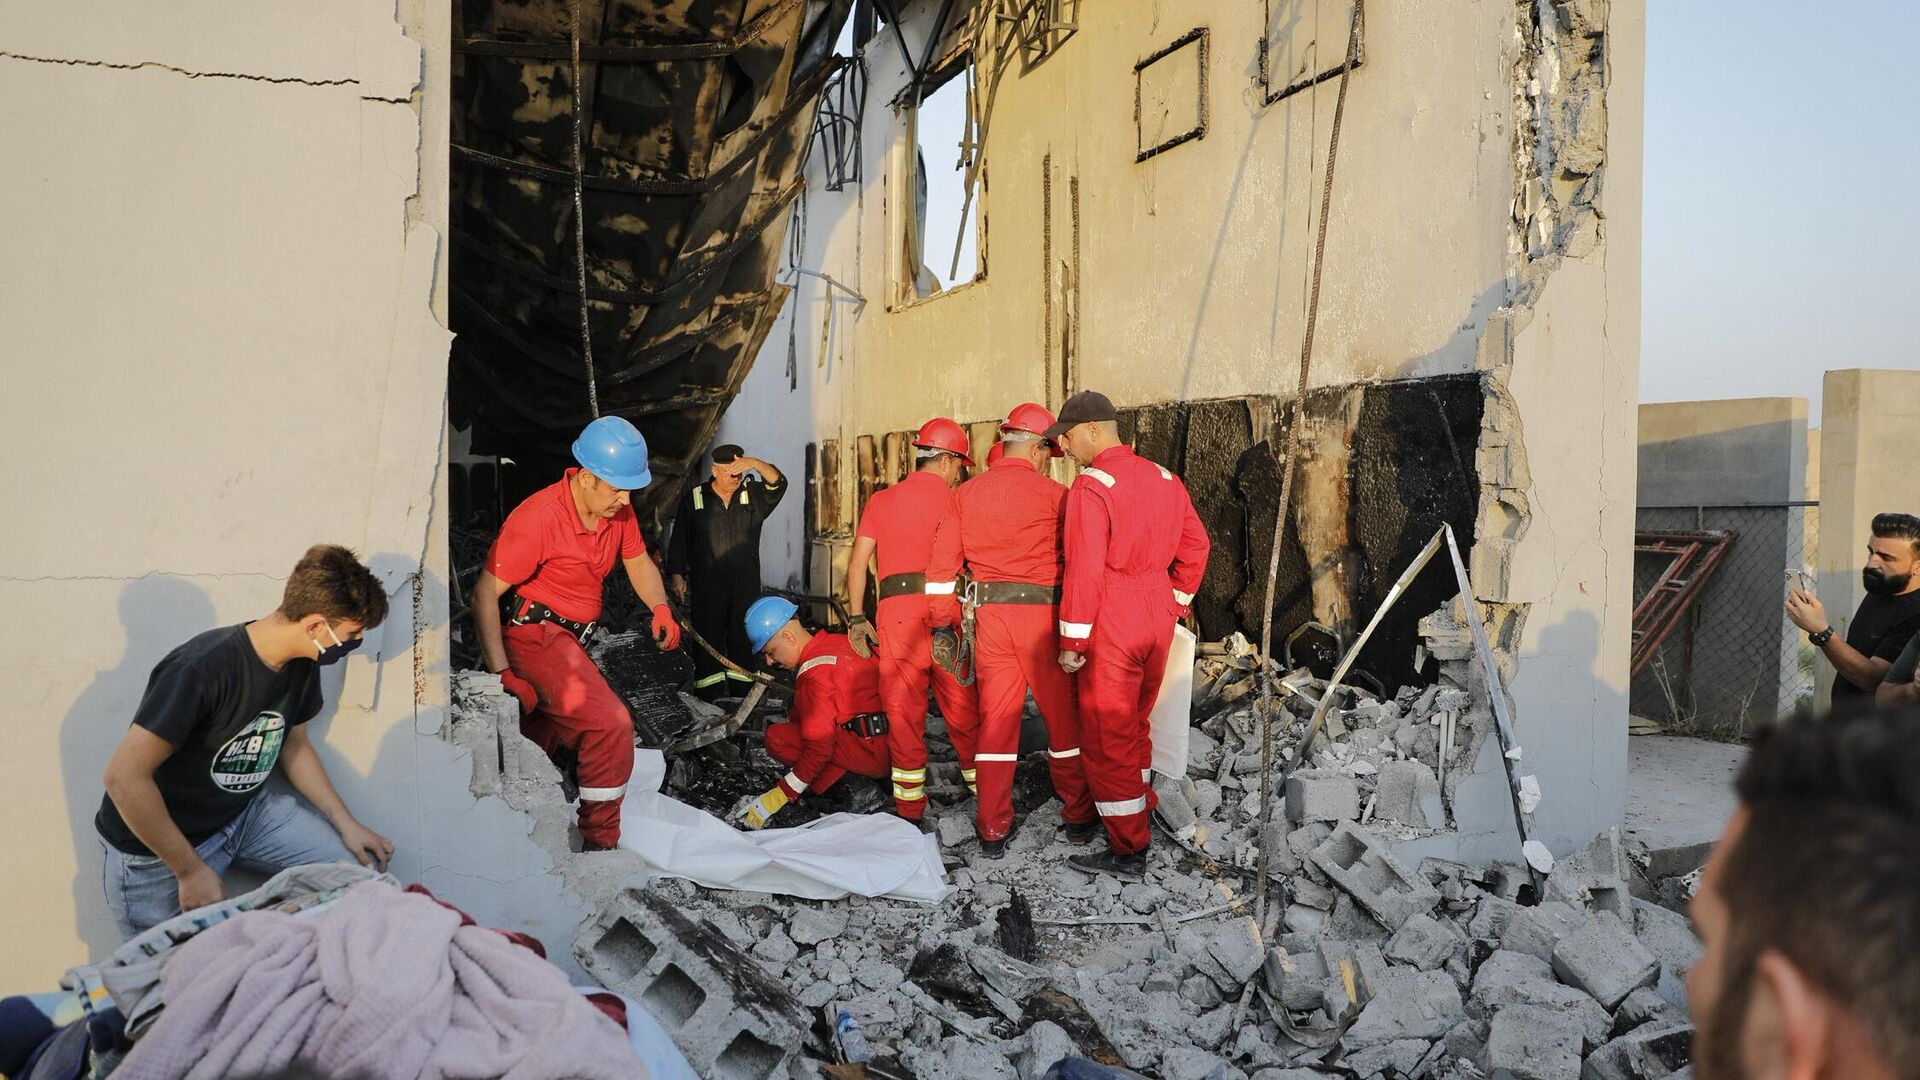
[848,614,880,658]
[741,787,791,830]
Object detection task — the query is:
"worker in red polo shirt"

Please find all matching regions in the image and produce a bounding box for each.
[472,416,682,851]
[845,418,980,824]
[737,596,892,829]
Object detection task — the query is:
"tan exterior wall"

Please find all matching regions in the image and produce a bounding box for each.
[0,3,591,985]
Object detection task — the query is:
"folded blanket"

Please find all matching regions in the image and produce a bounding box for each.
[113,881,646,1080]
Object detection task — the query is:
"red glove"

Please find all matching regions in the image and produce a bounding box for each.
[499,669,539,715]
[651,604,682,650]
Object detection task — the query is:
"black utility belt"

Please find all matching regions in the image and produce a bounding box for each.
[877,572,927,601]
[502,591,597,644]
[842,712,890,739]
[973,581,1060,605]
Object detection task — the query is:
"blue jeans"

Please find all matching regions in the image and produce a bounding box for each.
[100,788,355,940]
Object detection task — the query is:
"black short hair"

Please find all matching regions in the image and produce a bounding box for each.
[1871,512,1920,553]
[1718,706,1920,1075]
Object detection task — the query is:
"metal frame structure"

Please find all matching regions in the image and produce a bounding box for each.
[1134,26,1210,163]
[1631,529,1739,676]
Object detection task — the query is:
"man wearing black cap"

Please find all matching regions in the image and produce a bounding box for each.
[1046,390,1210,881]
[666,445,786,697]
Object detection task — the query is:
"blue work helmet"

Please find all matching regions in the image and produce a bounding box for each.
[571,416,653,490]
[745,595,800,654]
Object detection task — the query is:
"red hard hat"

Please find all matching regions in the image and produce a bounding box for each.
[914,417,975,466]
[1000,402,1064,457]
[986,441,1005,464]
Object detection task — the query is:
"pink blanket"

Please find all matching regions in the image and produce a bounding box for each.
[116,881,647,1080]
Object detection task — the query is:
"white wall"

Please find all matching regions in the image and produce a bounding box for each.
[0,1,591,986]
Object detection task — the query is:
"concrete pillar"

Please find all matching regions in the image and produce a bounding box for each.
[1815,369,1920,706]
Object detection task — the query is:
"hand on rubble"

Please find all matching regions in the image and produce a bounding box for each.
[337,818,396,872]
[651,604,683,650]
[178,860,225,914]
[847,614,880,658]
[741,787,791,830]
[1785,588,1829,635]
[1058,649,1086,674]
[498,669,539,716]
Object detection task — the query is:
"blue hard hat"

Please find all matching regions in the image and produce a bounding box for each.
[571,416,653,490]
[745,595,800,654]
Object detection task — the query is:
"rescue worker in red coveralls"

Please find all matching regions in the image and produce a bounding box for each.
[738,596,892,829]
[472,416,683,851]
[1046,391,1210,881]
[925,404,1099,857]
[844,418,980,826]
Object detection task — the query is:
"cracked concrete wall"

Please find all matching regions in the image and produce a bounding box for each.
[725,0,1641,858]
[0,2,589,985]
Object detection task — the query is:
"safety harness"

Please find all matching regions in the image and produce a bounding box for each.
[935,580,1064,687]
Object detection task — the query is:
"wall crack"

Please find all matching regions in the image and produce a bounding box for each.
[0,50,413,102]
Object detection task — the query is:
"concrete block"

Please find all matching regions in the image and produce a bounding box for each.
[1310,822,1443,930]
[1581,1023,1693,1080]
[1631,899,1701,1009]
[1485,1003,1583,1079]
[1612,987,1684,1036]
[1286,772,1361,823]
[1386,912,1461,971]
[1282,904,1326,935]
[1344,968,1463,1047]
[936,814,973,849]
[1262,948,1327,1011]
[1552,912,1661,1009]
[1502,901,1589,962]
[1468,895,1526,940]
[1319,939,1391,1000]
[1016,1021,1077,1080]
[1291,877,1338,911]
[1470,950,1555,1003]
[1207,916,1267,985]
[1325,893,1393,943]
[1477,977,1611,1050]
[1545,827,1633,921]
[575,888,811,1080]
[1375,760,1445,828]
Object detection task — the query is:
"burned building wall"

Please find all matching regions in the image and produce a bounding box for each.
[719,0,1641,858]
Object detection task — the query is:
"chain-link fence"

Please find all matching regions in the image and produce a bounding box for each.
[1630,502,1819,738]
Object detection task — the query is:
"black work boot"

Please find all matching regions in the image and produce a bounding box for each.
[1068,847,1148,883]
[980,816,1021,859]
[1060,818,1100,845]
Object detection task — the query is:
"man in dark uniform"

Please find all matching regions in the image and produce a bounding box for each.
[666,444,786,698]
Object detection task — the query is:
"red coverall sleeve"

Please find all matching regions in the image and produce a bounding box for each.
[778,663,841,798]
[1058,481,1111,652]
[925,489,965,627]
[1169,484,1211,614]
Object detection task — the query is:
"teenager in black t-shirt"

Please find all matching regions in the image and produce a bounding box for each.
[96,545,394,938]
[1787,513,1920,707]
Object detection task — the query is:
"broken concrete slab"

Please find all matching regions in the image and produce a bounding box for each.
[1470,950,1555,1003]
[1344,968,1464,1046]
[1484,1003,1583,1079]
[1552,912,1661,1009]
[1612,987,1684,1035]
[1346,1038,1433,1079]
[1310,822,1443,930]
[1631,898,1701,1008]
[1207,916,1268,985]
[1476,977,1611,1050]
[788,906,850,946]
[968,947,1050,1003]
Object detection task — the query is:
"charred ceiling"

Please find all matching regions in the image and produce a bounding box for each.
[449,0,852,535]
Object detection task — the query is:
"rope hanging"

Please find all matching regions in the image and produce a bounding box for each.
[570,0,600,418]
